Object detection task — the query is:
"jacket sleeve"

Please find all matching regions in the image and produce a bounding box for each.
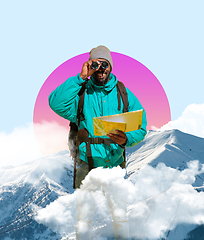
[125,88,147,147]
[48,73,85,123]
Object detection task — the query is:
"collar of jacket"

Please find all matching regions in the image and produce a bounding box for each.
[88,73,117,92]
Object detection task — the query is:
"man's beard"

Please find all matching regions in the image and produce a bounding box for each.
[93,70,110,86]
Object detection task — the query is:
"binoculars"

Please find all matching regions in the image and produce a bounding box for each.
[91,61,109,70]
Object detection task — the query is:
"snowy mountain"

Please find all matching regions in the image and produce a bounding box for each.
[0,151,74,240]
[126,129,204,191]
[0,130,204,240]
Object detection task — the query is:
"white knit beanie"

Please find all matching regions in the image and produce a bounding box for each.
[89,45,113,70]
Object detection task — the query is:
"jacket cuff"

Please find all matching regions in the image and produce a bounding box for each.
[74,73,86,86]
[125,132,135,147]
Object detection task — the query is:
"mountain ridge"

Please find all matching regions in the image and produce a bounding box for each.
[0,129,204,240]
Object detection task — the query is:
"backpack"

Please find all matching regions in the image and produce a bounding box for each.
[68,81,129,188]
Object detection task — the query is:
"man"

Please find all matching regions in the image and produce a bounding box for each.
[49,45,147,239]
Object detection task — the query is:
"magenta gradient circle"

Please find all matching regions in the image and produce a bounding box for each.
[33,52,171,154]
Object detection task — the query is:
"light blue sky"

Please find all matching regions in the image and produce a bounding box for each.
[1,0,203,133]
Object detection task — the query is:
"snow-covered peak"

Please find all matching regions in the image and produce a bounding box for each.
[127,129,204,177]
[0,150,73,187]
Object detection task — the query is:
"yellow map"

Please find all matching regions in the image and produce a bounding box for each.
[93,109,143,136]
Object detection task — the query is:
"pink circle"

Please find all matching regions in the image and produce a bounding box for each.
[33,52,171,155]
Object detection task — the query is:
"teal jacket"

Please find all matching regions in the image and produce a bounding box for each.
[49,73,147,168]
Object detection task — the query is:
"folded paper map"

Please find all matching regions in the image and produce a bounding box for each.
[93,109,143,136]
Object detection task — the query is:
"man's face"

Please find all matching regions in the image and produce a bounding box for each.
[92,58,111,86]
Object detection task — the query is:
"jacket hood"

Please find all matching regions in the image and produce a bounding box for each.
[88,73,117,92]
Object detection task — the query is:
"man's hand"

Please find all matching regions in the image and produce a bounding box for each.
[80,59,100,80]
[107,130,127,146]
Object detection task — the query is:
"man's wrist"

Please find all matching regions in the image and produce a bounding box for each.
[80,73,87,80]
[119,139,127,148]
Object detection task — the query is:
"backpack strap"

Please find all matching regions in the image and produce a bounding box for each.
[70,82,86,189]
[68,81,86,156]
[116,81,129,165]
[116,81,128,113]
[77,82,86,125]
[77,135,116,171]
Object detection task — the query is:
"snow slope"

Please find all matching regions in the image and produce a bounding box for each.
[0,151,74,239]
[0,130,204,240]
[126,129,204,190]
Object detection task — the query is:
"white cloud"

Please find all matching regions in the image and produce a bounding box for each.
[34,121,69,156]
[34,162,204,240]
[0,123,42,168]
[0,121,68,168]
[152,103,204,138]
